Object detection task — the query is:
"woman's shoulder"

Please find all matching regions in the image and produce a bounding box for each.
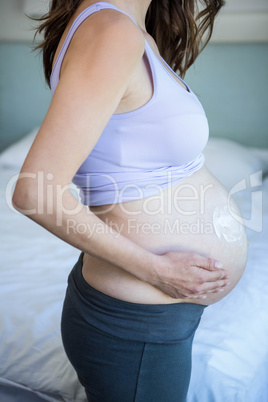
[70,6,145,56]
[55,6,146,97]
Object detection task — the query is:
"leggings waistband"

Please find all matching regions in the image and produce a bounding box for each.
[66,252,207,343]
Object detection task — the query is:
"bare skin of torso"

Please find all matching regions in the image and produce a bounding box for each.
[86,166,248,305]
[53,1,249,306]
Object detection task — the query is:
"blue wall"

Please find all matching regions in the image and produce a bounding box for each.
[0,42,268,152]
[185,43,268,148]
[0,43,50,151]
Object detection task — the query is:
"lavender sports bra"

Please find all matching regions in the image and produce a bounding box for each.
[50,2,209,206]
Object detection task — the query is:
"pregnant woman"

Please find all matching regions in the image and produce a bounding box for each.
[13,0,248,401]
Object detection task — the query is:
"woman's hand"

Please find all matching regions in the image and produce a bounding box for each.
[148,251,230,300]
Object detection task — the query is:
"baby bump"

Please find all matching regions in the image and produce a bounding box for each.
[86,165,248,305]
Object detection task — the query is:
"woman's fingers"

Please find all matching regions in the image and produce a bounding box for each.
[155,251,231,299]
[200,279,231,294]
[191,254,225,272]
[201,269,229,282]
[187,279,231,299]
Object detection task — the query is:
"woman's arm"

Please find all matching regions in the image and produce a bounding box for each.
[12,11,229,299]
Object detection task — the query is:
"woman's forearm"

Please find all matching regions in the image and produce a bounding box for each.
[12,185,157,283]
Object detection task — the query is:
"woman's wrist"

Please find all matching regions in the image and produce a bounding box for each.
[131,249,163,286]
[95,228,161,284]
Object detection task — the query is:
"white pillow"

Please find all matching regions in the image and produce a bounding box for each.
[0,127,80,200]
[0,127,39,169]
[204,137,268,189]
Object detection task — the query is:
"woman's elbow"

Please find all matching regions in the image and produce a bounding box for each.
[12,183,38,215]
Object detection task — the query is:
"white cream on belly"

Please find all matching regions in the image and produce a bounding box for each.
[213,206,244,245]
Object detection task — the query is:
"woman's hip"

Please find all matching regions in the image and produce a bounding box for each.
[61,251,207,344]
[61,304,193,402]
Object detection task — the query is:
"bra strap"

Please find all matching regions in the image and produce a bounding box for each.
[50,2,139,90]
[97,2,138,26]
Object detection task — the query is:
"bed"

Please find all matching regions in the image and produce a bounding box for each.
[0,128,268,402]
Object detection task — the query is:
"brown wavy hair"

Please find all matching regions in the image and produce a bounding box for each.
[33,0,225,86]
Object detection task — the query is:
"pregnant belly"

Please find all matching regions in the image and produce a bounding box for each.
[84,165,248,305]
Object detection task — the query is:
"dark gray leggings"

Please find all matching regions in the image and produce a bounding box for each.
[61,252,207,402]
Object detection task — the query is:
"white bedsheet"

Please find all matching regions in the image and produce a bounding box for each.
[0,136,268,402]
[188,176,268,402]
[0,167,85,402]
